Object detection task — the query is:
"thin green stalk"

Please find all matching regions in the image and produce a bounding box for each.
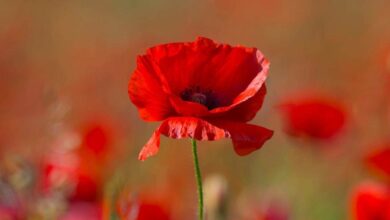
[191,139,204,220]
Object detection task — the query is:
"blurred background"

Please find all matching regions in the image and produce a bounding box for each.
[1,0,390,219]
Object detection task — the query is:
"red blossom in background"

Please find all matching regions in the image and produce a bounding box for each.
[366,145,390,181]
[116,195,171,220]
[41,121,115,202]
[128,37,273,160]
[261,203,289,220]
[350,182,390,220]
[79,121,115,159]
[279,96,346,140]
[42,153,100,202]
[349,145,390,220]
[83,124,110,155]
[237,194,290,220]
[0,205,19,220]
[60,202,102,220]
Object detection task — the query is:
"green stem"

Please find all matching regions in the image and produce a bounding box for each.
[191,139,204,220]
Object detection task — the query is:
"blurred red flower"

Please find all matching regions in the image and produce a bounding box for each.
[366,145,390,180]
[116,195,170,220]
[350,182,390,220]
[279,96,346,140]
[79,121,115,159]
[69,172,99,202]
[260,203,289,220]
[41,121,119,203]
[128,37,273,160]
[83,124,110,155]
[237,193,289,220]
[60,202,102,220]
[42,156,100,202]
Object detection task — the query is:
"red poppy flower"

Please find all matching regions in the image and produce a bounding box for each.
[128,37,273,160]
[279,96,346,140]
[350,182,390,220]
[366,145,390,180]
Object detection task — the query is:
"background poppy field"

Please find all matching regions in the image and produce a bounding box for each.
[1,0,390,219]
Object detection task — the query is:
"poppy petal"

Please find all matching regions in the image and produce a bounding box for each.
[215,84,267,122]
[138,130,161,161]
[213,121,274,156]
[128,56,174,121]
[209,57,269,114]
[169,95,210,117]
[146,37,269,117]
[138,117,229,161]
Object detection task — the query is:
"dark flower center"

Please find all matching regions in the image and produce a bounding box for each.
[180,86,217,110]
